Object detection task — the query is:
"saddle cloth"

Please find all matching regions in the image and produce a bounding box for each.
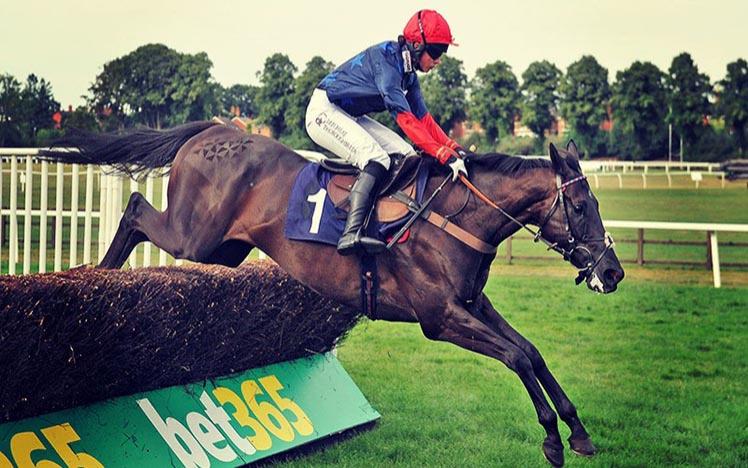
[284,162,429,247]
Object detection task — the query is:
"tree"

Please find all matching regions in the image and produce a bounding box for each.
[0,73,23,146]
[88,44,220,129]
[168,52,222,125]
[520,60,561,141]
[282,56,335,148]
[221,84,259,117]
[716,58,748,154]
[0,73,60,146]
[421,56,468,134]
[256,53,297,138]
[87,54,130,130]
[666,53,712,152]
[121,44,180,128]
[19,74,60,143]
[611,61,668,160]
[559,55,610,155]
[63,106,100,132]
[469,61,520,145]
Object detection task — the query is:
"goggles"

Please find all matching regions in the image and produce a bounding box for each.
[424,43,448,60]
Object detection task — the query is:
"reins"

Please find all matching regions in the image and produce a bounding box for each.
[458,173,615,285]
[458,174,568,255]
[385,161,615,285]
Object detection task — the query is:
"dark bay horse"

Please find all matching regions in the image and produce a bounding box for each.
[42,122,624,466]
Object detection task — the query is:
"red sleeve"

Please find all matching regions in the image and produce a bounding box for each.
[420,113,459,150]
[396,112,456,164]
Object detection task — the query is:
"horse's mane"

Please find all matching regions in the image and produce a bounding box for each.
[469,152,552,175]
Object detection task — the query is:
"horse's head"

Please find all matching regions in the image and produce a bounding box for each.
[540,141,625,293]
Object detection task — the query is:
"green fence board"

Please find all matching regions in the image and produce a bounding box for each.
[0,352,379,467]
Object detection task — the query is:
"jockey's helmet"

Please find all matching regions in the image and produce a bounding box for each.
[402,10,457,60]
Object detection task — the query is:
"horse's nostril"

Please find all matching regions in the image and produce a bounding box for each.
[605,268,624,284]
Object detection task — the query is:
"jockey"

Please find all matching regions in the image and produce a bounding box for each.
[305,9,469,256]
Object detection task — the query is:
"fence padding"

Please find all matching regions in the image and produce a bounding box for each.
[0,262,361,422]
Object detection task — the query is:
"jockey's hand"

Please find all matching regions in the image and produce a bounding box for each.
[456,147,477,161]
[446,155,468,181]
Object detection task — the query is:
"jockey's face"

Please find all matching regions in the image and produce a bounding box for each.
[419,51,441,72]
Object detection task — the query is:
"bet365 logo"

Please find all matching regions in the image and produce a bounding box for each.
[0,423,102,467]
[138,374,314,467]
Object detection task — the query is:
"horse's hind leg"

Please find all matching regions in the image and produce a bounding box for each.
[98,192,180,269]
[476,294,596,457]
[419,301,565,467]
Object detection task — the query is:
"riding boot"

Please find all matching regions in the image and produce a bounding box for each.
[337,161,388,256]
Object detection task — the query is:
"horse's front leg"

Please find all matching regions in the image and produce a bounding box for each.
[418,300,565,467]
[474,294,596,457]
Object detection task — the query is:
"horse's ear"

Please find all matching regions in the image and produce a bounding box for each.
[566,139,580,159]
[549,143,565,173]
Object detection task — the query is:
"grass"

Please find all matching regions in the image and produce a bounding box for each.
[276,273,748,467]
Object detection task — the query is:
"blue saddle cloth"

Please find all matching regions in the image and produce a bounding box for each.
[285,163,429,246]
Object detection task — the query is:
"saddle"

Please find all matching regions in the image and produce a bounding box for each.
[325,156,425,222]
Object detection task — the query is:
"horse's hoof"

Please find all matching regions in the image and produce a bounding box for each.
[542,439,565,467]
[569,436,597,457]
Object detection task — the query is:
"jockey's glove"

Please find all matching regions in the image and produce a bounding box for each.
[456,148,477,161]
[446,155,468,181]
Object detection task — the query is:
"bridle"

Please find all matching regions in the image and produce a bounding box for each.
[459,173,616,286]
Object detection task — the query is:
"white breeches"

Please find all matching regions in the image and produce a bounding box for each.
[305,88,417,171]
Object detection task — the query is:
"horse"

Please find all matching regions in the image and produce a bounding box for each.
[41,121,624,467]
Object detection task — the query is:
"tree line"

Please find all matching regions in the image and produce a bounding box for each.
[1,43,746,160]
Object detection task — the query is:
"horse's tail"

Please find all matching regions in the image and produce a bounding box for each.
[38,121,218,178]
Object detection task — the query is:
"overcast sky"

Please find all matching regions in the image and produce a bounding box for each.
[2,0,746,108]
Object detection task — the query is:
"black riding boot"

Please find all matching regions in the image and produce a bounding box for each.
[337,161,388,256]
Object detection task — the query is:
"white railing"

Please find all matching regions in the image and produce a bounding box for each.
[579,160,721,174]
[518,158,728,189]
[577,160,729,189]
[523,158,722,174]
[505,220,748,288]
[1,150,166,274]
[586,171,727,189]
[604,221,748,288]
[1,149,268,275]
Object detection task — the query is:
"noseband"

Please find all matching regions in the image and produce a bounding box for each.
[459,173,615,285]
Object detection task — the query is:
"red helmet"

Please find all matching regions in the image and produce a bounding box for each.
[403,10,457,47]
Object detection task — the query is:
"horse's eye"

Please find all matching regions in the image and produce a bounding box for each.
[574,202,585,214]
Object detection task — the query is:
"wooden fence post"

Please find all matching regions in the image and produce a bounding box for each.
[506,236,513,264]
[637,228,644,265]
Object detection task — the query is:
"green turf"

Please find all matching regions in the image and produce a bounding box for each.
[276,274,748,467]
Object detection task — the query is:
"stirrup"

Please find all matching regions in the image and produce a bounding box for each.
[359,236,386,254]
[337,232,385,256]
[337,232,361,256]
